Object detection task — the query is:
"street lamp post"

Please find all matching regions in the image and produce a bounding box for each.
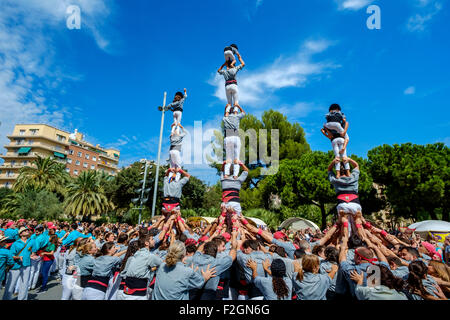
[151,92,167,218]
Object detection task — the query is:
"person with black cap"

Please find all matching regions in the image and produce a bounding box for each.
[247,258,293,300]
[218,48,245,115]
[159,89,188,135]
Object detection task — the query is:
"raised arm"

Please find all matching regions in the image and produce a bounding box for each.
[321,128,333,141]
[178,168,191,179]
[328,158,339,172]
[339,213,349,263]
[318,223,339,246]
[346,158,359,171]
[218,62,226,73]
[236,52,245,68]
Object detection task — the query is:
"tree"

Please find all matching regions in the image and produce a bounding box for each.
[181,175,206,209]
[14,156,70,196]
[261,151,381,229]
[368,143,449,221]
[0,190,63,220]
[64,170,114,221]
[202,182,222,211]
[209,109,311,188]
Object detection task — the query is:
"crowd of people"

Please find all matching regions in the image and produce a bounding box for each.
[1,43,448,302]
[1,210,449,300]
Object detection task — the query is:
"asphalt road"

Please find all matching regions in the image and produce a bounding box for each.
[0,272,63,300]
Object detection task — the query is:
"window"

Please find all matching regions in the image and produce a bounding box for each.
[83,163,88,168]
[57,135,66,142]
[5,182,10,188]
[22,161,27,166]
[92,156,97,162]
[28,139,33,145]
[54,145,61,151]
[67,158,72,164]
[75,160,80,166]
[69,149,74,155]
[6,170,13,177]
[65,168,70,173]
[16,138,24,145]
[90,164,95,170]
[29,129,39,135]
[85,154,90,160]
[11,160,16,166]
[74,170,78,175]
[19,130,25,136]
[77,152,82,157]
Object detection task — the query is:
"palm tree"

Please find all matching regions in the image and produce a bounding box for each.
[64,170,114,220]
[14,156,70,195]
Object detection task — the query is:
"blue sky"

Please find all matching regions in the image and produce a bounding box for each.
[0,0,448,185]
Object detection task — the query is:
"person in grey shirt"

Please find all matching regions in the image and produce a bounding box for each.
[221,162,248,216]
[169,124,187,182]
[159,89,187,135]
[218,51,245,114]
[152,241,217,300]
[162,168,190,215]
[81,242,126,300]
[293,254,337,300]
[328,157,361,216]
[121,234,163,300]
[189,231,238,300]
[248,258,293,300]
[223,105,246,178]
[237,239,273,299]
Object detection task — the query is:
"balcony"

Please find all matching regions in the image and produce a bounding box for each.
[0,163,29,169]
[7,134,70,146]
[98,152,120,163]
[0,173,19,180]
[97,161,118,170]
[4,142,68,155]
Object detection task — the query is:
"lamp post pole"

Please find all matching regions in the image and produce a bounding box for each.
[151,92,167,218]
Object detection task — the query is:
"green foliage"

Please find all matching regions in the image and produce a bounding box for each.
[209,109,311,188]
[14,156,70,196]
[368,143,449,221]
[1,190,63,220]
[64,170,114,220]
[202,182,222,210]
[181,207,221,219]
[242,208,281,231]
[181,175,206,209]
[261,151,382,228]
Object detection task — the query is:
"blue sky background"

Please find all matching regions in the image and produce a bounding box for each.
[0,0,448,185]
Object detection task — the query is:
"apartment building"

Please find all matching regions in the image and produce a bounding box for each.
[0,124,120,188]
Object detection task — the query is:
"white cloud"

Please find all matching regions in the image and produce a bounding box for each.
[404,86,416,95]
[209,39,338,108]
[336,0,373,11]
[0,1,114,160]
[407,1,443,32]
[277,102,322,120]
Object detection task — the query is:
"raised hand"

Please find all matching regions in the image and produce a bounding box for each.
[201,264,217,281]
[246,259,257,271]
[350,270,364,285]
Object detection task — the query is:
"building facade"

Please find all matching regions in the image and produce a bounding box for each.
[0,124,120,188]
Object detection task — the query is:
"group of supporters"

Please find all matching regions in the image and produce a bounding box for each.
[1,210,449,300]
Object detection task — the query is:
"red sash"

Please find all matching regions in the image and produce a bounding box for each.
[337,194,359,203]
